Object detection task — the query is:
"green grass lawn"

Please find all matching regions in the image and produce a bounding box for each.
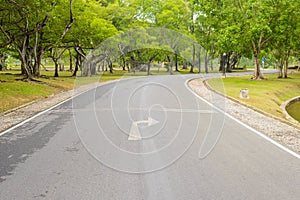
[0,71,75,113]
[207,71,300,120]
[0,69,134,113]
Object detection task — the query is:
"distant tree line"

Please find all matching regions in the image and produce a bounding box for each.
[1,0,299,80]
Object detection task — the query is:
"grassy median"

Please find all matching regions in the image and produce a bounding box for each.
[207,71,300,120]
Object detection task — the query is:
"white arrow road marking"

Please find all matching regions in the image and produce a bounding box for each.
[128,122,141,141]
[128,117,159,141]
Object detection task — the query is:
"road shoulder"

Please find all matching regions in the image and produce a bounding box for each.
[188,78,300,154]
[0,82,100,134]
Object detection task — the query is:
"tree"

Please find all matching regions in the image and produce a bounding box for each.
[0,0,74,79]
[0,50,8,71]
[271,0,300,78]
[63,0,118,76]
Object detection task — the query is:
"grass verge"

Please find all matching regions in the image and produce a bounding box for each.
[207,71,300,121]
[0,70,133,113]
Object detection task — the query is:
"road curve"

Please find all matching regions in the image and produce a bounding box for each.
[0,73,299,200]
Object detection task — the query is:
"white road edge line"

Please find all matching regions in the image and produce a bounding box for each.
[0,96,73,137]
[0,91,85,137]
[184,79,300,159]
[0,78,125,137]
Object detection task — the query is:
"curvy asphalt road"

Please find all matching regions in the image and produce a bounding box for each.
[0,73,299,200]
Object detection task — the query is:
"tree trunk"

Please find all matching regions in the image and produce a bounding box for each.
[251,39,265,80]
[69,49,73,71]
[278,61,283,78]
[147,62,151,75]
[219,54,223,71]
[210,54,214,71]
[190,47,195,73]
[219,54,226,76]
[72,52,79,77]
[189,62,194,73]
[108,59,113,73]
[192,44,196,72]
[21,63,26,75]
[127,62,130,72]
[50,47,68,77]
[284,50,290,78]
[122,57,126,71]
[32,31,39,77]
[19,35,33,80]
[20,52,32,79]
[226,52,232,73]
[210,42,215,71]
[167,55,173,74]
[182,60,187,70]
[33,48,44,77]
[253,54,263,80]
[97,62,101,72]
[204,51,209,73]
[83,60,91,77]
[54,60,59,77]
[175,53,179,72]
[169,62,173,74]
[102,61,105,72]
[59,63,64,71]
[91,62,96,75]
[0,60,5,71]
[0,54,7,71]
[198,50,201,73]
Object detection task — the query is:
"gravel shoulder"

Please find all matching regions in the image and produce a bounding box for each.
[0,82,101,134]
[188,78,300,154]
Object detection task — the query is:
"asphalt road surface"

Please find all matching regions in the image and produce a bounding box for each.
[0,74,299,200]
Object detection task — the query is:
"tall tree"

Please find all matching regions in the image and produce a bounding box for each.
[0,0,74,79]
[271,0,300,78]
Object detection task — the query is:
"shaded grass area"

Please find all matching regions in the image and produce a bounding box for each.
[207,72,300,120]
[0,71,74,113]
[286,101,300,122]
[0,70,132,113]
